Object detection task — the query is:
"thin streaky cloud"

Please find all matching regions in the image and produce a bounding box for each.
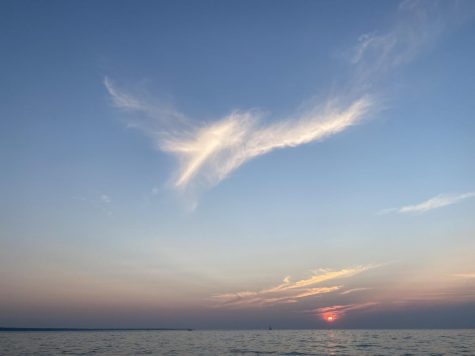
[380,192,475,215]
[212,286,341,309]
[104,77,190,132]
[351,0,474,85]
[340,287,371,295]
[104,77,150,114]
[313,302,379,320]
[211,265,377,309]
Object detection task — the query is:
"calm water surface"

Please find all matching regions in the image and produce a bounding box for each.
[0,329,474,355]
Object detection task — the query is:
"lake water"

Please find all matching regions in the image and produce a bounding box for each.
[0,329,474,355]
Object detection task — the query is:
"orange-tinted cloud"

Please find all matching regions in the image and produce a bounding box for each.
[211,265,377,308]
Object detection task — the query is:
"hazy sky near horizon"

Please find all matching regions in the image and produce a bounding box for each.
[1,0,475,329]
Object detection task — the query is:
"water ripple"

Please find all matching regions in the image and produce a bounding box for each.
[0,329,474,355]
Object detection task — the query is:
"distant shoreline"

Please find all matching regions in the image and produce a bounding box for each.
[0,327,193,332]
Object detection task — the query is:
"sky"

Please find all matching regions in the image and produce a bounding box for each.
[1,0,475,329]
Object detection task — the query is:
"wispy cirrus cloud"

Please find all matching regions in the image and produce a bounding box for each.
[211,265,376,309]
[106,78,373,191]
[351,0,474,83]
[104,77,190,132]
[340,287,371,295]
[163,98,373,189]
[380,192,475,215]
[105,1,473,200]
[313,302,379,321]
[212,286,341,308]
[104,77,150,113]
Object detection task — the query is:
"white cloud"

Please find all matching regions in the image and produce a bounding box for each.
[105,79,373,191]
[163,98,373,189]
[381,192,475,215]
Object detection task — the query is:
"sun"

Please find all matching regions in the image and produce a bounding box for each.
[320,312,337,322]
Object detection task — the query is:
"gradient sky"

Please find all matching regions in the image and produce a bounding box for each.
[1,0,475,329]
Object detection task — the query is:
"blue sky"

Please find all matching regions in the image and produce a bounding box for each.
[1,0,475,328]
